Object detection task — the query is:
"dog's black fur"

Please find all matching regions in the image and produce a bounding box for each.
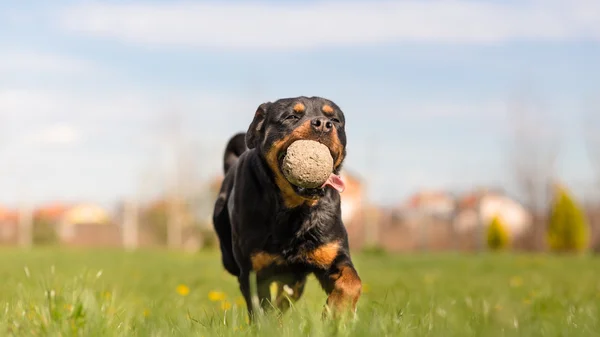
[212,96,362,319]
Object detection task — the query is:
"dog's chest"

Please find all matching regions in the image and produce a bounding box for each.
[251,238,340,272]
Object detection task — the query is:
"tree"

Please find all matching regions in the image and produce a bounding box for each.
[582,101,600,252]
[487,215,510,251]
[507,93,560,250]
[547,184,590,253]
[143,106,215,250]
[583,100,600,179]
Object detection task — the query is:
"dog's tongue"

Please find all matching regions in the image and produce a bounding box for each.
[321,173,345,193]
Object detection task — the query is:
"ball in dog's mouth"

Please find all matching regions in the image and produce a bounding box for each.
[280,140,345,193]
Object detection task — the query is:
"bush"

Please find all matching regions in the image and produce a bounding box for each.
[198,227,218,250]
[140,206,169,245]
[487,215,510,251]
[547,185,590,253]
[32,218,59,246]
[361,244,387,256]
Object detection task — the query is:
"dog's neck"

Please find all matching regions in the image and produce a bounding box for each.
[245,149,341,245]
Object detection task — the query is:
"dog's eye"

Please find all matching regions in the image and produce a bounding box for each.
[286,115,300,120]
[330,118,341,124]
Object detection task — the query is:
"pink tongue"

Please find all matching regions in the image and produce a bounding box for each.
[321,173,345,193]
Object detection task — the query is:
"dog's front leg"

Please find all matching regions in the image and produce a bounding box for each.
[315,259,362,319]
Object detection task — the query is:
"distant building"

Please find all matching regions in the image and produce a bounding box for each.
[0,206,18,244]
[34,203,70,223]
[377,190,458,252]
[398,190,456,221]
[57,203,121,247]
[338,170,368,248]
[339,170,365,225]
[454,189,532,238]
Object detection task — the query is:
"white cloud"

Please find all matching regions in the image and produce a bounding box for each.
[25,123,82,145]
[0,50,96,74]
[0,88,257,152]
[57,0,600,50]
[0,89,71,118]
[0,86,258,204]
[0,88,253,125]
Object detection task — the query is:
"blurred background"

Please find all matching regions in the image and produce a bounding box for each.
[1,0,599,253]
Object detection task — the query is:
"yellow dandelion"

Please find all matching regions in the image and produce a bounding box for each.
[103,291,112,299]
[269,282,278,301]
[509,276,523,288]
[494,304,502,311]
[176,284,190,297]
[362,283,370,294]
[221,301,232,310]
[64,304,73,311]
[235,296,246,306]
[424,274,437,285]
[143,309,150,317]
[522,298,531,305]
[208,291,226,302]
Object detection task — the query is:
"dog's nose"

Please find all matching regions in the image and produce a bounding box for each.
[311,117,333,133]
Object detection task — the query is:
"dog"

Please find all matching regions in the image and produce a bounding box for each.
[212,96,361,320]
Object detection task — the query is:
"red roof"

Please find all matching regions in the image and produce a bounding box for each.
[34,203,70,221]
[0,206,19,223]
[459,194,479,208]
[405,191,452,208]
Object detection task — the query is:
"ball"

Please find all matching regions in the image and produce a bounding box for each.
[281,140,333,189]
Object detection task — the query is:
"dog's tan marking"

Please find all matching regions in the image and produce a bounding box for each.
[304,241,340,269]
[251,252,285,271]
[265,120,317,208]
[293,103,305,113]
[322,105,334,115]
[325,264,362,316]
[330,128,345,170]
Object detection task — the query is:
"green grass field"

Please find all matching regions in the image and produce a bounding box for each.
[0,248,598,336]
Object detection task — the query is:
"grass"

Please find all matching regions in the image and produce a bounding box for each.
[0,248,599,336]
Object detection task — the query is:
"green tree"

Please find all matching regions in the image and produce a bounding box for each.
[32,218,58,246]
[487,215,510,251]
[547,185,590,253]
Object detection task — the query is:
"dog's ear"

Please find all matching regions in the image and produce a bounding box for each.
[245,102,271,149]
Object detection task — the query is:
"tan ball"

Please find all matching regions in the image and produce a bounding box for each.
[281,140,333,188]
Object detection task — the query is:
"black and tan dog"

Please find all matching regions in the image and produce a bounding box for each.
[212,96,361,320]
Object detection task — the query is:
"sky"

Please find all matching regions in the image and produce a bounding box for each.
[1,0,599,208]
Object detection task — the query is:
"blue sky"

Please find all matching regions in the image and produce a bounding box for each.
[1,0,599,208]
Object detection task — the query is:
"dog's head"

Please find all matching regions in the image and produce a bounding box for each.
[245,96,347,207]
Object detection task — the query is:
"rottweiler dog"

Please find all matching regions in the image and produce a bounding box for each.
[212,96,361,320]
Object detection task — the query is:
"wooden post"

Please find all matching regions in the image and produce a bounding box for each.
[167,196,183,249]
[420,214,430,252]
[18,202,33,248]
[122,199,139,251]
[476,195,485,252]
[364,205,380,248]
[451,197,460,251]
